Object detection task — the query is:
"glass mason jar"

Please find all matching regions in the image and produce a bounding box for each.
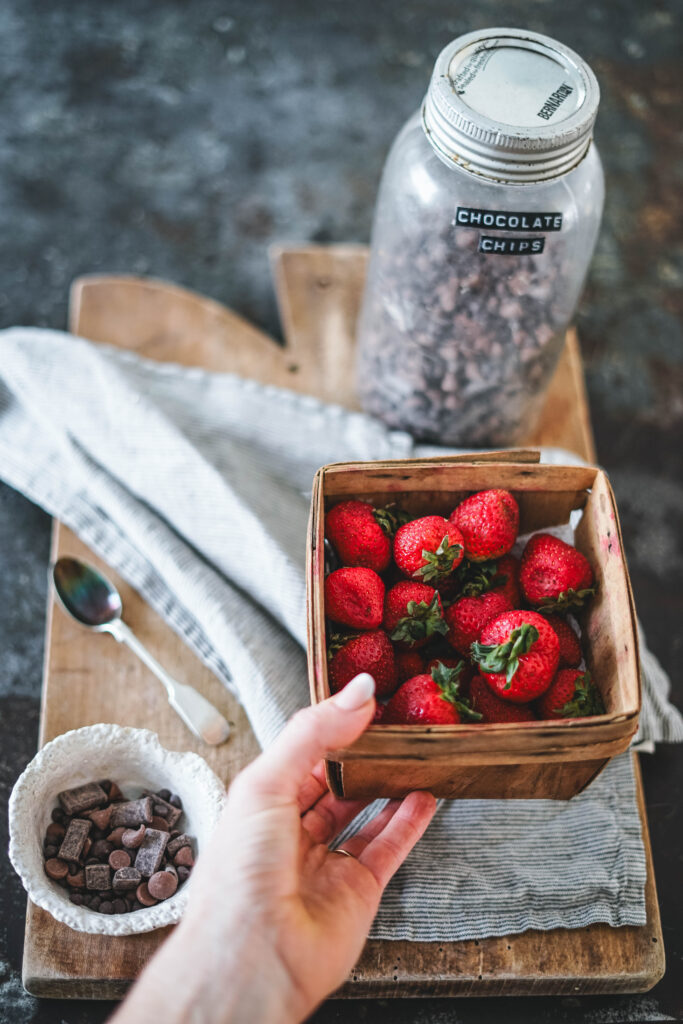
[357,29,604,446]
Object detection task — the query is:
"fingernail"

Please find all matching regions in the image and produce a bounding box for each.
[334,672,375,710]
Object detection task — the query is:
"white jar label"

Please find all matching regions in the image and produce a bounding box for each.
[478,235,545,255]
[456,207,563,231]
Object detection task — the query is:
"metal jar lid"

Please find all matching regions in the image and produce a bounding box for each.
[422,28,600,183]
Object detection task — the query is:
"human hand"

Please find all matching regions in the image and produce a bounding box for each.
[113,673,436,1024]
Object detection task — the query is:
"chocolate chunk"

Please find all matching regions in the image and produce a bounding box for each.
[122,825,146,849]
[44,858,69,881]
[91,839,114,861]
[85,864,111,891]
[58,819,92,862]
[135,882,158,907]
[148,870,178,901]
[113,867,141,892]
[87,806,113,831]
[166,834,192,858]
[143,791,183,828]
[176,865,191,883]
[109,798,153,830]
[134,828,169,878]
[46,822,65,843]
[109,849,131,871]
[57,782,107,817]
[173,846,194,868]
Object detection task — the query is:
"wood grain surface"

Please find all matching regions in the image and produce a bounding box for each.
[22,246,663,998]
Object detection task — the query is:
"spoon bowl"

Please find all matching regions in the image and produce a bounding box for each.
[52,557,123,628]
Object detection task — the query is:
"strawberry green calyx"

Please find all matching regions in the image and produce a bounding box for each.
[560,671,605,717]
[416,536,464,583]
[430,662,482,721]
[536,586,596,613]
[455,558,500,596]
[390,594,449,646]
[472,623,539,685]
[326,632,351,660]
[373,504,410,539]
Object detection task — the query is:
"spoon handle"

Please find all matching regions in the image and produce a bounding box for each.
[111,621,231,746]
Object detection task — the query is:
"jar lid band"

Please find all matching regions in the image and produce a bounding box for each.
[422,28,600,183]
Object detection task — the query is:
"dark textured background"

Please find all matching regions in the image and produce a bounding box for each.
[1,1,681,1021]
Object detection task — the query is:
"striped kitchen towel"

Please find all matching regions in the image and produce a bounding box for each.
[1,326,681,941]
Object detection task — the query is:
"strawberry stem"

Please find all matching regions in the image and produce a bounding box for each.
[374,504,410,538]
[430,661,482,721]
[536,586,596,613]
[455,558,500,596]
[559,671,606,717]
[390,594,448,646]
[471,623,539,686]
[415,536,463,583]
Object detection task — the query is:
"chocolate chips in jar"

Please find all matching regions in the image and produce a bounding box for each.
[356,29,604,445]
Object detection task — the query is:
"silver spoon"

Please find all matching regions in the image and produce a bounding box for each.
[52,557,231,746]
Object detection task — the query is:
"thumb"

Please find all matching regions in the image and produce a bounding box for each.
[243,674,376,800]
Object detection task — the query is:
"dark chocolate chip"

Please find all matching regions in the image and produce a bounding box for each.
[157,789,171,802]
[44,844,58,860]
[89,896,101,910]
[99,901,114,915]
[150,815,170,833]
[51,807,66,825]
[176,865,191,883]
[112,898,127,915]
[169,794,182,809]
[69,893,84,905]
[108,782,124,802]
[91,839,114,860]
[46,822,65,843]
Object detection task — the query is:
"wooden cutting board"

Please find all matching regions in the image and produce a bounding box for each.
[22,246,664,998]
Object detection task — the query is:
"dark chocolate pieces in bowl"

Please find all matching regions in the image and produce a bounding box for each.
[43,780,195,915]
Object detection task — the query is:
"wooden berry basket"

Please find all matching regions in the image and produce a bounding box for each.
[307,451,641,800]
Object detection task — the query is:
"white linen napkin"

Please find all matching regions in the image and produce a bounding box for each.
[2,326,681,940]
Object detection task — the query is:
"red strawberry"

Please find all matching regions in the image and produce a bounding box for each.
[325,567,384,630]
[328,630,397,698]
[491,554,521,607]
[325,500,405,573]
[382,662,482,725]
[543,614,582,668]
[444,589,511,656]
[393,515,464,584]
[383,581,448,649]
[449,489,519,562]
[472,609,559,703]
[520,533,595,612]
[396,650,426,683]
[470,676,537,724]
[538,669,605,720]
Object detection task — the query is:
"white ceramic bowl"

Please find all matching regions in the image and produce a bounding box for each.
[9,724,226,935]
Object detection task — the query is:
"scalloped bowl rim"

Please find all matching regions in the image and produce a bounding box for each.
[9,724,226,935]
